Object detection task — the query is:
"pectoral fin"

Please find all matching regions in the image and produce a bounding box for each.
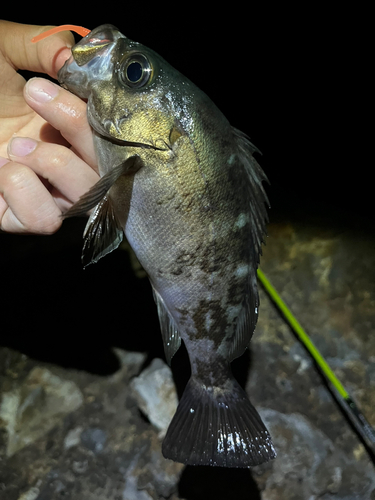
[63,156,142,267]
[80,195,123,267]
[63,156,142,219]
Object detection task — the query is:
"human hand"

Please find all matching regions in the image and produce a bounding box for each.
[0,21,99,233]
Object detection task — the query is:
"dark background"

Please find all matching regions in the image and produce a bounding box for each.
[1,6,372,363]
[2,5,371,225]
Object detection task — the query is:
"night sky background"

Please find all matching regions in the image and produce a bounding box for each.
[1,6,372,367]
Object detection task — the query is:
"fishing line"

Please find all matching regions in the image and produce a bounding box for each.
[257,268,375,456]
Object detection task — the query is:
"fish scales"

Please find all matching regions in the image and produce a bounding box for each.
[59,24,275,467]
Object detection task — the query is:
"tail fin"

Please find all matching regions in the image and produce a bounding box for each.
[162,376,276,467]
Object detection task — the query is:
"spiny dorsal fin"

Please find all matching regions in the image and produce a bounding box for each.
[227,128,269,360]
[232,127,269,259]
[152,285,181,365]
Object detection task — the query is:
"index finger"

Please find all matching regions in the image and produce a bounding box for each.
[24,78,98,170]
[0,21,74,79]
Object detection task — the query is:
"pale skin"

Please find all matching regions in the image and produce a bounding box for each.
[0,20,99,233]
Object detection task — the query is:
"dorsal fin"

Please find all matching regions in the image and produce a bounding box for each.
[228,128,269,361]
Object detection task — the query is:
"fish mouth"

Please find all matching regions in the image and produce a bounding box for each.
[95,127,168,151]
[90,115,168,152]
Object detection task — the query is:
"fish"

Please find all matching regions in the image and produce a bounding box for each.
[59,24,276,467]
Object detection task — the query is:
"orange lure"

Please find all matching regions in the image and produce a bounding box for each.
[31,25,91,43]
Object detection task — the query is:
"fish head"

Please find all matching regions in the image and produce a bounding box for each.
[58,24,190,149]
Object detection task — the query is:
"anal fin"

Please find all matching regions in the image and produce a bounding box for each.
[152,286,181,365]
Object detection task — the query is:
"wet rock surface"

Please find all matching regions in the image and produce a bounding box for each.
[1,216,375,499]
[130,358,178,438]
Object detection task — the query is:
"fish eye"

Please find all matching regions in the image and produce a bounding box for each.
[120,53,152,88]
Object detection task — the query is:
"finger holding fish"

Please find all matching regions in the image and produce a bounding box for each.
[0,137,98,233]
[0,157,64,234]
[0,21,75,159]
[0,21,74,81]
[0,70,100,233]
[23,78,98,170]
[0,22,99,234]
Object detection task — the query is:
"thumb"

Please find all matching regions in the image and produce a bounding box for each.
[0,21,75,79]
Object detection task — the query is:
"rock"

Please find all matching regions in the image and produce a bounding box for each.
[16,486,40,500]
[80,427,107,453]
[112,348,147,374]
[130,358,178,437]
[258,409,375,499]
[63,426,83,450]
[122,436,183,500]
[0,367,83,457]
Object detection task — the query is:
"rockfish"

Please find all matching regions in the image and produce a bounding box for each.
[59,24,276,467]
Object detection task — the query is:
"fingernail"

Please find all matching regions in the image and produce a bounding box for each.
[26,78,59,103]
[8,137,37,157]
[55,47,73,72]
